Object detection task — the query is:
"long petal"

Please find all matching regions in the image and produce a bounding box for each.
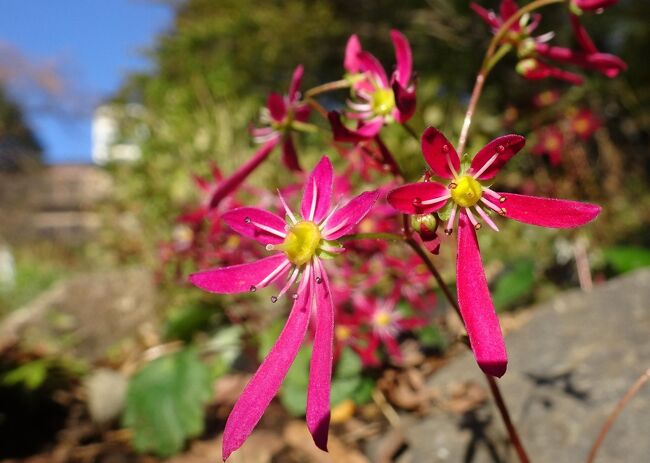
[323,190,380,239]
[569,13,598,54]
[499,0,518,22]
[470,2,501,29]
[222,285,311,460]
[282,135,302,172]
[457,212,508,377]
[209,138,279,208]
[189,254,289,294]
[222,207,287,245]
[288,64,304,103]
[421,127,459,180]
[392,81,416,123]
[470,134,525,180]
[301,156,333,223]
[390,29,412,86]
[267,93,286,121]
[344,34,363,74]
[387,182,449,214]
[328,111,364,143]
[306,261,334,451]
[500,193,601,228]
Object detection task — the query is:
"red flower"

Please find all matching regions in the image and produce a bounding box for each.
[532,125,565,166]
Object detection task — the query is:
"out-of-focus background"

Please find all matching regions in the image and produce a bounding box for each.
[1,1,649,462]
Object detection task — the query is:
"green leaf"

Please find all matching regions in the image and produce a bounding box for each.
[3,359,49,389]
[122,348,212,457]
[603,246,650,274]
[492,259,535,311]
[415,325,448,351]
[351,376,375,405]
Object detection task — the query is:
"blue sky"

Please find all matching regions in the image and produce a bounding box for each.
[0,0,173,163]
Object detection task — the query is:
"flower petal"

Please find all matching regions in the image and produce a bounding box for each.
[500,193,601,228]
[357,51,389,87]
[499,0,518,22]
[223,207,287,245]
[457,212,508,377]
[569,13,598,54]
[387,182,450,215]
[288,64,304,103]
[210,138,280,208]
[392,81,416,123]
[323,190,380,239]
[267,93,286,121]
[390,29,412,86]
[222,285,311,460]
[189,254,289,294]
[421,127,459,180]
[306,261,334,451]
[344,34,363,74]
[470,2,501,29]
[470,134,525,180]
[301,156,333,223]
[282,135,302,172]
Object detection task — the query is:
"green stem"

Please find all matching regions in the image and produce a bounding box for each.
[304,79,350,99]
[401,122,420,142]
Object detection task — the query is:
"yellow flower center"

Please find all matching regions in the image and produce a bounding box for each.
[278,221,321,266]
[451,175,482,208]
[371,88,396,116]
[374,311,392,328]
[335,326,351,341]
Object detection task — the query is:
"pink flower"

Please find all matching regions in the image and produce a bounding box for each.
[532,125,565,166]
[571,0,619,12]
[250,64,312,171]
[387,128,601,377]
[329,30,416,142]
[189,157,379,459]
[568,108,601,140]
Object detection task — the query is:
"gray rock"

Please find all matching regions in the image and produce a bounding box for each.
[397,269,650,463]
[85,368,129,424]
[0,267,156,362]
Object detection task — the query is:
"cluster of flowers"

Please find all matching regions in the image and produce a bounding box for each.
[165,3,624,459]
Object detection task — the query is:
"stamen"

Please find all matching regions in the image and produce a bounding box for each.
[480,196,502,213]
[276,266,300,300]
[465,208,481,230]
[297,262,312,295]
[483,188,504,203]
[277,189,297,224]
[323,217,349,238]
[445,204,458,235]
[420,193,451,206]
[309,180,318,221]
[474,205,499,232]
[251,221,286,238]
[256,259,291,288]
[346,100,372,112]
[446,152,459,179]
[472,152,499,178]
[319,203,340,231]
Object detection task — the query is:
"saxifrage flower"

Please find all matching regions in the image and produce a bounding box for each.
[387,127,601,377]
[189,156,379,460]
[329,30,416,142]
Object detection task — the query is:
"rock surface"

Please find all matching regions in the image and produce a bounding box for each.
[379,269,650,463]
[0,267,156,362]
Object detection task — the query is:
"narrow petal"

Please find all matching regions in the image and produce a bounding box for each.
[457,212,508,377]
[189,254,289,294]
[344,34,362,74]
[301,156,333,223]
[323,190,380,239]
[569,13,598,53]
[357,51,389,87]
[499,0,518,22]
[306,261,334,451]
[390,29,412,86]
[209,138,279,208]
[267,93,286,121]
[421,127,459,180]
[470,134,526,180]
[387,182,450,214]
[392,81,416,123]
[500,193,601,228]
[328,111,365,143]
[288,64,304,103]
[223,207,287,245]
[356,117,384,138]
[574,0,619,11]
[470,2,501,29]
[282,135,302,172]
[222,286,311,460]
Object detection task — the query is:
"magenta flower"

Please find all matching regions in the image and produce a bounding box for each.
[571,0,618,12]
[569,108,600,140]
[329,30,416,142]
[387,128,601,377]
[189,156,379,460]
[532,125,565,166]
[250,64,312,171]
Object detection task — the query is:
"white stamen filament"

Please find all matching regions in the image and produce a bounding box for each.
[482,188,503,202]
[472,152,499,178]
[445,204,458,233]
[480,196,502,213]
[474,205,499,232]
[276,266,300,300]
[309,180,318,221]
[421,193,451,206]
[251,221,286,238]
[318,203,340,231]
[256,259,291,288]
[297,262,312,295]
[347,100,372,111]
[446,152,459,179]
[323,217,348,238]
[465,208,480,228]
[277,190,297,224]
[253,131,280,144]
